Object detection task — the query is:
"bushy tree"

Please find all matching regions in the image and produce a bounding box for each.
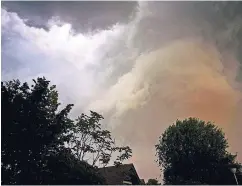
[155,117,241,185]
[1,77,104,184]
[41,149,104,185]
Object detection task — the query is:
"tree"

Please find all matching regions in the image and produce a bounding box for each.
[1,77,104,184]
[68,111,132,167]
[41,149,105,185]
[146,178,161,185]
[155,117,241,185]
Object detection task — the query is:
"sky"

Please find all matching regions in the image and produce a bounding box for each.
[2,1,242,181]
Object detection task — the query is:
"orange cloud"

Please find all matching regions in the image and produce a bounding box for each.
[105,39,242,180]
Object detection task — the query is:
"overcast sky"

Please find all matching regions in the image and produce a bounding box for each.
[2,1,242,181]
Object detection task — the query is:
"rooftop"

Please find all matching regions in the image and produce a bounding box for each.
[98,163,142,185]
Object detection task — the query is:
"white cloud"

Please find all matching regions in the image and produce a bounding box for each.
[1,7,143,115]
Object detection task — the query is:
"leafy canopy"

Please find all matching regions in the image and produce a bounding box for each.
[155,117,241,185]
[1,77,105,184]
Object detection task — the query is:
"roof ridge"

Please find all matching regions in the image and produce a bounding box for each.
[98,163,134,169]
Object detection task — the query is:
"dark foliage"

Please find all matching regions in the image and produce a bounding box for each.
[1,77,104,184]
[156,117,241,185]
[41,149,104,185]
[69,111,132,167]
[146,178,161,185]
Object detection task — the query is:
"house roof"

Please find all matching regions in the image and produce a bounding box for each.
[98,163,141,185]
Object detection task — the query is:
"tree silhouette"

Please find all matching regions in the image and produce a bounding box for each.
[68,111,132,167]
[155,117,241,185]
[1,77,104,184]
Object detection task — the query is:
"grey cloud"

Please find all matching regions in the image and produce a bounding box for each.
[2,1,137,32]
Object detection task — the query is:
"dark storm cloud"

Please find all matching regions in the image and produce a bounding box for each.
[2,1,137,31]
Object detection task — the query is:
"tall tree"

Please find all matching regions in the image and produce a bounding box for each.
[1,77,104,184]
[155,117,241,185]
[68,111,132,167]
